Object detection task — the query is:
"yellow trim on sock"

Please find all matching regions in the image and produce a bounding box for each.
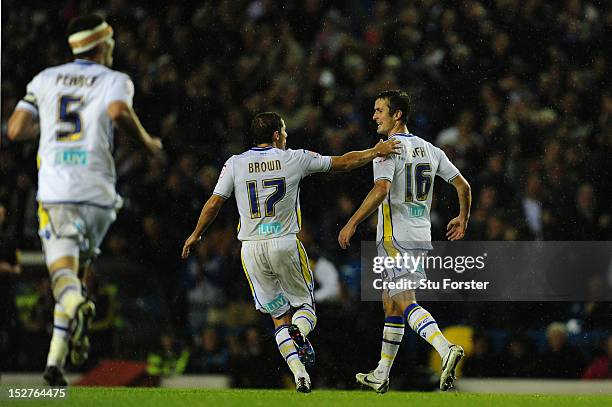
[427,331,442,344]
[54,311,70,319]
[294,308,317,322]
[407,305,422,320]
[384,323,405,328]
[52,277,74,294]
[413,313,431,326]
[381,352,395,360]
[279,343,295,354]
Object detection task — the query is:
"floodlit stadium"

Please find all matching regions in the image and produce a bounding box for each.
[1,1,610,405]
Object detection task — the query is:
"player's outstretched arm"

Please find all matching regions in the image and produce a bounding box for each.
[181,194,226,259]
[107,101,163,157]
[329,139,400,172]
[446,174,471,241]
[338,179,391,249]
[7,109,39,141]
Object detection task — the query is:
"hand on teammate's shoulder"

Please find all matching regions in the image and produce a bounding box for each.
[374,138,401,158]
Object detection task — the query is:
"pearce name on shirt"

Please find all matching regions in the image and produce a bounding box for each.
[248,160,282,173]
[56,74,98,87]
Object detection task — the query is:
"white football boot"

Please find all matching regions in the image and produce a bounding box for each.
[440,344,464,391]
[356,371,389,394]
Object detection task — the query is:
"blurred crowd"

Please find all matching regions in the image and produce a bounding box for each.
[1,0,611,385]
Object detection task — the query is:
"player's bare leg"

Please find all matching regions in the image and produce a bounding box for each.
[395,291,463,391]
[272,312,311,393]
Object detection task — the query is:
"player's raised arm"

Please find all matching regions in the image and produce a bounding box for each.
[338,179,391,249]
[107,101,163,157]
[446,174,471,241]
[329,138,400,172]
[181,194,227,259]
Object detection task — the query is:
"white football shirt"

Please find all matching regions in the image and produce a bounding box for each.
[213,147,332,241]
[373,132,460,249]
[16,59,134,208]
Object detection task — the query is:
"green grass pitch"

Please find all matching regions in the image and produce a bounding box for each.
[3,388,612,407]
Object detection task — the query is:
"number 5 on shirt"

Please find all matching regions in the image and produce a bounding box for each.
[56,95,83,142]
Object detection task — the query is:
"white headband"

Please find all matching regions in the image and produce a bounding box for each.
[68,21,113,55]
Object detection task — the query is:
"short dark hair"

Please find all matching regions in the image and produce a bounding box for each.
[251,112,283,145]
[377,90,411,124]
[66,14,106,57]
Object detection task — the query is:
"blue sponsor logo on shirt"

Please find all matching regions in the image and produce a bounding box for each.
[409,204,426,218]
[263,294,288,314]
[258,221,283,235]
[55,150,88,165]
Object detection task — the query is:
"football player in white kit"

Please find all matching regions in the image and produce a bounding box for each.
[338,90,472,392]
[8,14,162,386]
[182,112,400,392]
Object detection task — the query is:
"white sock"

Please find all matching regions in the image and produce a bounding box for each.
[374,316,404,380]
[405,303,451,359]
[46,303,70,367]
[291,304,317,337]
[51,268,84,318]
[274,324,308,380]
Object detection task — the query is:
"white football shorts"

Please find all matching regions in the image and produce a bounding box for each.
[377,241,428,297]
[240,235,314,318]
[38,203,118,267]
